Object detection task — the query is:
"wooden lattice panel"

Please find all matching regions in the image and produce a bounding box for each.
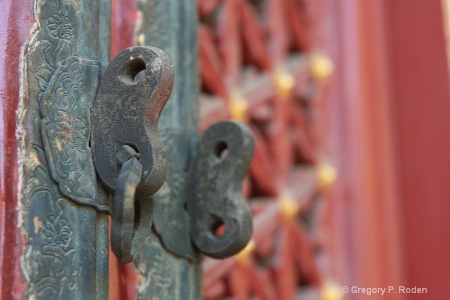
[198,0,333,299]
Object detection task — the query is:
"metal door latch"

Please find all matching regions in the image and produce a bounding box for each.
[187,121,255,258]
[91,46,173,263]
[90,46,254,263]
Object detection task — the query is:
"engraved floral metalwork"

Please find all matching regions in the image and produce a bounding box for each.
[19,0,110,298]
[40,56,104,210]
[22,146,78,298]
[43,216,73,250]
[47,12,74,41]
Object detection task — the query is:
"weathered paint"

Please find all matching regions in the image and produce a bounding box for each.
[0,0,34,298]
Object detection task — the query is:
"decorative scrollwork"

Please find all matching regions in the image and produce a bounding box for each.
[22,146,78,298]
[40,56,104,211]
[47,11,74,41]
[19,0,109,298]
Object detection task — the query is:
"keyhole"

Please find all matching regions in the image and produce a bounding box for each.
[123,58,146,84]
[214,141,228,159]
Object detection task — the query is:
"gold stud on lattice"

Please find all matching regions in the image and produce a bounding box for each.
[228,93,249,122]
[273,68,295,100]
[317,162,337,191]
[278,192,298,223]
[138,34,146,46]
[235,240,256,266]
[310,53,334,84]
[321,279,344,300]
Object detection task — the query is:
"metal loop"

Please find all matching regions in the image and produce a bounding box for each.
[111,157,143,263]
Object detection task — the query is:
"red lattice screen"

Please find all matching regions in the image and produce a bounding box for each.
[198,0,334,299]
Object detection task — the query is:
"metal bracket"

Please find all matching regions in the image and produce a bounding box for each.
[187,121,255,258]
[91,46,174,263]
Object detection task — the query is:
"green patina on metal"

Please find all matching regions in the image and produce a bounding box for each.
[18,0,111,298]
[134,0,203,298]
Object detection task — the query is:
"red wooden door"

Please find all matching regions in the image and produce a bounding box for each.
[324,0,450,299]
[1,1,35,297]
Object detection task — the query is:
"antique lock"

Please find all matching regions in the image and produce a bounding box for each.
[90,46,254,263]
